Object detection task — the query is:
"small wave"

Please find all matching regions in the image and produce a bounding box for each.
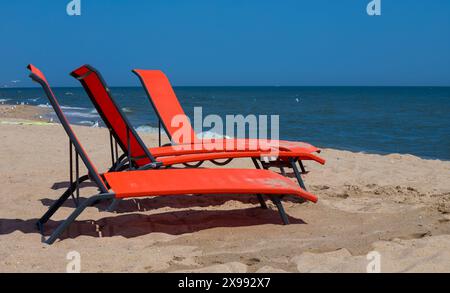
[135,125,159,133]
[60,105,87,110]
[76,120,101,128]
[0,98,10,103]
[78,120,96,126]
[38,104,87,111]
[197,131,231,139]
[122,107,133,113]
[27,97,40,102]
[65,111,99,119]
[65,92,74,96]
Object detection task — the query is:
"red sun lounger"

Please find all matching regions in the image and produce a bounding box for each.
[132,69,321,156]
[28,64,318,245]
[70,65,325,190]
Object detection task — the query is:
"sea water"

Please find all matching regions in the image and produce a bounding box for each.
[1,86,449,160]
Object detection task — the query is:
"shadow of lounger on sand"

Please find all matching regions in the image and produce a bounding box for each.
[0,208,306,243]
[40,193,308,213]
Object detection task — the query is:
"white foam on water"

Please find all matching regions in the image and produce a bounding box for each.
[38,104,88,111]
[60,105,88,110]
[122,107,133,113]
[197,131,231,139]
[64,111,99,119]
[135,125,159,133]
[78,120,96,126]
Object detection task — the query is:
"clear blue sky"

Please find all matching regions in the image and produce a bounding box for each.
[1,0,449,87]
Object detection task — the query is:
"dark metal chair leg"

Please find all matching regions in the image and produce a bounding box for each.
[37,174,90,228]
[45,194,115,245]
[251,158,268,209]
[269,196,290,225]
[257,195,268,209]
[290,159,307,191]
[299,160,307,174]
[106,198,121,212]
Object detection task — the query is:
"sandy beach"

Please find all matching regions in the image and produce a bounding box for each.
[0,104,449,273]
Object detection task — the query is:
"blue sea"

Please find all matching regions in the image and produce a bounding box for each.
[1,87,449,160]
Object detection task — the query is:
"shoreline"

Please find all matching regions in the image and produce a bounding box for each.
[1,104,450,272]
[1,104,448,162]
[0,104,51,122]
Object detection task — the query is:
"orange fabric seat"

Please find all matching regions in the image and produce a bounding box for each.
[133,69,321,153]
[70,65,323,167]
[158,150,325,166]
[104,168,318,202]
[28,64,321,245]
[149,139,320,156]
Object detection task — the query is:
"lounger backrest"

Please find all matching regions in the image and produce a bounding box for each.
[70,65,156,167]
[27,64,109,193]
[132,69,199,144]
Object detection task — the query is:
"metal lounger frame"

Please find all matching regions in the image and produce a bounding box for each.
[29,65,297,245]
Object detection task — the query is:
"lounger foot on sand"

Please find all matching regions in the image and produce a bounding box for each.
[28,64,318,245]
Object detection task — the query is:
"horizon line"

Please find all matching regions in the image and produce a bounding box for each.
[2,85,450,89]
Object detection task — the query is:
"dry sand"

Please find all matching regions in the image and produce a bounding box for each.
[0,105,449,273]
